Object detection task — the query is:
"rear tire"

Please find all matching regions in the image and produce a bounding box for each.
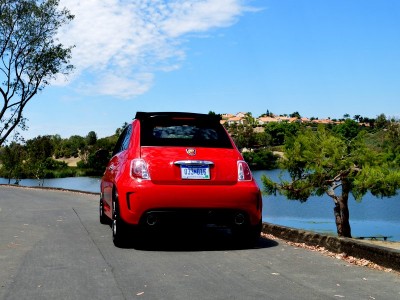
[112,192,128,247]
[99,198,108,224]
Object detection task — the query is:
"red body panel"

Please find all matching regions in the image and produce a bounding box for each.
[113,178,262,225]
[141,147,241,185]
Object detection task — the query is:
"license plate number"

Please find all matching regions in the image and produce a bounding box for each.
[181,165,210,180]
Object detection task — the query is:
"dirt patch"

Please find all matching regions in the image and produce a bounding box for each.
[55,157,81,167]
[272,151,284,158]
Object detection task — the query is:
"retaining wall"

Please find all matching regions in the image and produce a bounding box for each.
[262,222,400,272]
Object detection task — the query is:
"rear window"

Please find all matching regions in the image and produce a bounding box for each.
[140,118,233,148]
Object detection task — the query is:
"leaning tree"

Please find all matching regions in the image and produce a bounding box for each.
[0,0,74,144]
[262,126,400,238]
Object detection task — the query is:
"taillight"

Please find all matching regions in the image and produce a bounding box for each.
[237,160,252,181]
[130,159,150,180]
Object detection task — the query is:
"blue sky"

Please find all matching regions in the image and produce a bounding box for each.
[22,0,400,140]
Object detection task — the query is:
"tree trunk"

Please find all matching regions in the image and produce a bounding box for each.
[333,180,352,238]
[333,203,342,235]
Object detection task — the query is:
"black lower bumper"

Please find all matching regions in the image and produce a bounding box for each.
[139,208,250,228]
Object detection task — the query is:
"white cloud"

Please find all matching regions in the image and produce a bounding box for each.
[57,0,253,98]
[162,0,244,37]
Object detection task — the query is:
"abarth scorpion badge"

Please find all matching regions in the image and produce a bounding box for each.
[186,148,196,156]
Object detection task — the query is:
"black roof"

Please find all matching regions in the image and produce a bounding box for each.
[134,112,221,122]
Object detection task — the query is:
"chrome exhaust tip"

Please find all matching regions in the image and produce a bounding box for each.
[146,213,158,226]
[234,213,245,225]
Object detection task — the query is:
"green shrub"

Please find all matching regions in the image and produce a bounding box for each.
[243,149,279,170]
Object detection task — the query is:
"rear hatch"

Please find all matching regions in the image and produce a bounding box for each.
[137,112,240,185]
[141,147,241,185]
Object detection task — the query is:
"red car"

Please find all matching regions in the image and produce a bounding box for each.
[100,112,262,247]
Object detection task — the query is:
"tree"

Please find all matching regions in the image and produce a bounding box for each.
[115,122,129,137]
[244,112,257,126]
[254,130,272,147]
[260,110,273,117]
[242,149,278,170]
[0,0,74,144]
[375,113,388,129]
[67,135,85,157]
[0,141,26,182]
[289,111,301,119]
[86,131,97,146]
[231,124,256,149]
[264,121,300,146]
[262,126,400,238]
[353,115,361,122]
[332,119,361,140]
[77,149,110,176]
[25,135,54,184]
[383,120,400,166]
[50,134,62,158]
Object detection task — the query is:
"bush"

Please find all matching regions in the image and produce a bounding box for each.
[51,168,77,178]
[243,149,279,170]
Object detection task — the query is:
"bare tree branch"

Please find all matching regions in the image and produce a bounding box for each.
[0,0,74,144]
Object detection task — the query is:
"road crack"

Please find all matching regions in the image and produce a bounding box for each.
[72,207,128,300]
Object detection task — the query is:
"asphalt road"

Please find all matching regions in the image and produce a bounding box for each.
[1,186,399,300]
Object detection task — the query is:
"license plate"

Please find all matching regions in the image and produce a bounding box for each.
[181,165,210,180]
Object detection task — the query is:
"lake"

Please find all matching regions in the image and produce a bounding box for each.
[254,170,400,242]
[0,177,101,193]
[1,170,399,241]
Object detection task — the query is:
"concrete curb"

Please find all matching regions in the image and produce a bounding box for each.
[262,222,400,272]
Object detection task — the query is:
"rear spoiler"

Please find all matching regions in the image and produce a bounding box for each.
[135,112,222,122]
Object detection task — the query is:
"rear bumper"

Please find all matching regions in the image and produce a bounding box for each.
[117,181,262,227]
[140,209,251,229]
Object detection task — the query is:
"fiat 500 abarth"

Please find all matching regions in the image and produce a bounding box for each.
[100,112,262,247]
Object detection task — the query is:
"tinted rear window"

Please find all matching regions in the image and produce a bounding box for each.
[140,118,233,148]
